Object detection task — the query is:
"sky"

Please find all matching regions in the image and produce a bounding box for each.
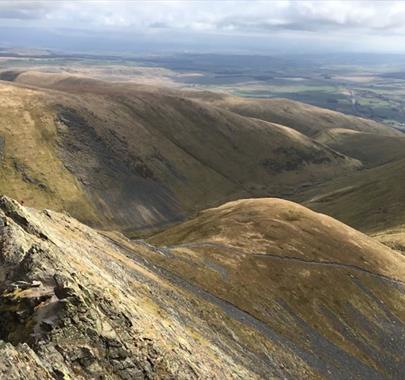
[1,0,405,55]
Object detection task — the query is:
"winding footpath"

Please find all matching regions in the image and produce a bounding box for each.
[104,235,389,380]
[170,241,405,288]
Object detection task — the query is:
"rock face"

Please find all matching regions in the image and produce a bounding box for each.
[0,342,54,380]
[1,195,404,379]
[0,196,283,379]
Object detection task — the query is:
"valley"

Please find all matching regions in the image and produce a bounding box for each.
[1,53,405,379]
[0,72,367,232]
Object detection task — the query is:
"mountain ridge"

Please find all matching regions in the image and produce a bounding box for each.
[0,76,363,232]
[0,195,404,379]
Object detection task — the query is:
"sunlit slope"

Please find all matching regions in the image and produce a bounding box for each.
[147,198,405,379]
[8,70,402,139]
[316,128,405,167]
[0,84,99,224]
[190,93,401,138]
[0,77,360,230]
[0,196,295,379]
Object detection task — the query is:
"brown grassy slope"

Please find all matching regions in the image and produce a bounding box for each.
[373,228,405,254]
[316,128,405,167]
[187,93,401,138]
[147,198,405,379]
[0,75,360,231]
[2,196,300,379]
[0,83,99,225]
[185,90,405,170]
[11,70,402,141]
[298,159,405,234]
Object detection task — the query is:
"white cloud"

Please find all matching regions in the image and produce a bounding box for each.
[2,0,405,33]
[2,1,405,53]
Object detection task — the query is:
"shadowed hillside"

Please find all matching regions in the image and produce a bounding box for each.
[299,159,405,234]
[185,90,405,169]
[0,75,362,231]
[1,69,405,379]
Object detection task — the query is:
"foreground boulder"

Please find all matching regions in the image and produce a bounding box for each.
[0,195,404,379]
[0,196,266,379]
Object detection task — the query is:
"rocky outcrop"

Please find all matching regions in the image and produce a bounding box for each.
[1,195,404,379]
[0,196,282,379]
[0,342,54,380]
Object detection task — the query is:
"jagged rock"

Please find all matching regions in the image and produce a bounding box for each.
[9,280,41,290]
[0,197,266,379]
[1,195,404,379]
[0,341,54,380]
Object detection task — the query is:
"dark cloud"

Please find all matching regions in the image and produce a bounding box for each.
[0,1,57,20]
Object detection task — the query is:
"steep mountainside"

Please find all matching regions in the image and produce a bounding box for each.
[187,94,401,138]
[0,196,285,379]
[0,83,99,225]
[146,198,405,379]
[316,128,405,168]
[0,76,361,232]
[300,159,405,233]
[1,196,404,379]
[188,94,405,170]
[2,66,405,380]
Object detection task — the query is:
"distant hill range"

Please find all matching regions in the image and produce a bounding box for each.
[1,69,405,379]
[1,70,402,234]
